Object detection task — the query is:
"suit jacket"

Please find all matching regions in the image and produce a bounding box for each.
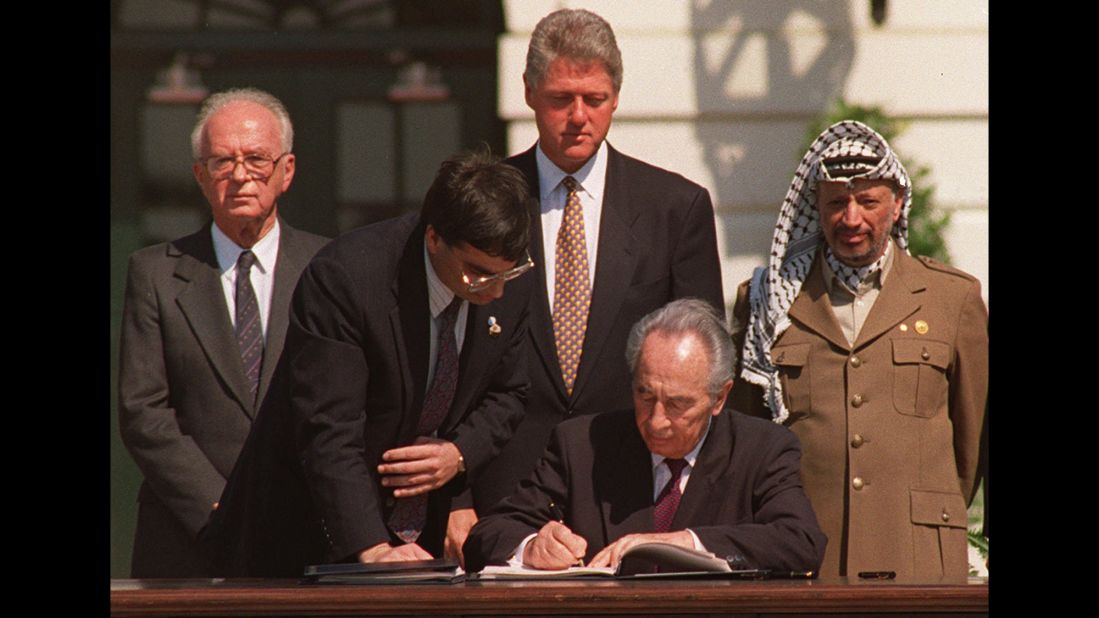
[464,409,826,573]
[204,213,534,576]
[729,251,988,579]
[471,144,725,512]
[118,219,328,577]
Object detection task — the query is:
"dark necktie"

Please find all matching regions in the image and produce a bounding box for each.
[388,296,463,543]
[552,176,591,396]
[234,250,263,402]
[653,458,689,533]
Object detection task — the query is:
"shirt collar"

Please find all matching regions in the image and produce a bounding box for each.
[212,218,280,275]
[649,414,713,472]
[423,240,458,319]
[534,139,609,209]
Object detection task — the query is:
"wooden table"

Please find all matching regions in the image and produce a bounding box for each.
[111,576,988,616]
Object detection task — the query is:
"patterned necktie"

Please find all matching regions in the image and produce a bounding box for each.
[653,458,689,533]
[234,250,263,402]
[388,296,463,544]
[553,176,591,396]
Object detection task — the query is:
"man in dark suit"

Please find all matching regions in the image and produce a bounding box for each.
[205,150,536,575]
[118,88,329,577]
[472,7,725,515]
[464,299,825,572]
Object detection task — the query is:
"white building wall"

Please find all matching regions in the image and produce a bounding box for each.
[499,0,989,306]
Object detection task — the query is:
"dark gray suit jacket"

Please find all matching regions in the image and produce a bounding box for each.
[471,144,726,512]
[118,219,328,577]
[464,410,827,573]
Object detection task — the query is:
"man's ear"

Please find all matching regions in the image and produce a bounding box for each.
[425,224,441,255]
[279,153,296,192]
[711,380,734,416]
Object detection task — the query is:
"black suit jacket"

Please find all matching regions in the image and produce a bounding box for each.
[464,410,827,573]
[205,213,533,576]
[118,219,328,577]
[472,144,725,512]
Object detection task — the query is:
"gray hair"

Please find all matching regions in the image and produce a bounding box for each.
[525,9,623,93]
[625,298,735,400]
[190,87,294,159]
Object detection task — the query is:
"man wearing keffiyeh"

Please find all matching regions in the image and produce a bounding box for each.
[729,120,988,580]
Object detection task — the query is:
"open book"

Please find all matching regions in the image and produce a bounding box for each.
[474,542,773,580]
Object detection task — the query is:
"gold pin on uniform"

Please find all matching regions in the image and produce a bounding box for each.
[488,316,502,337]
[915,320,929,335]
[899,324,908,332]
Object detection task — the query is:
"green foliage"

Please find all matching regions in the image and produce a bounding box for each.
[967,529,988,558]
[967,527,988,576]
[803,99,952,264]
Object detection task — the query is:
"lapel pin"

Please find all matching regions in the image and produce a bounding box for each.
[487,316,502,337]
[899,324,908,332]
[914,320,929,335]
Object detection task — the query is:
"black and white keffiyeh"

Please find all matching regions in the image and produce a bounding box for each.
[823,245,889,294]
[739,120,912,422]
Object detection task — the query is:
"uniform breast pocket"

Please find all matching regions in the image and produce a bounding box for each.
[773,343,812,415]
[892,339,951,417]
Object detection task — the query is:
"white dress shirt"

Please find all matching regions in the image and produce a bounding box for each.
[535,140,608,314]
[649,418,711,503]
[212,219,280,337]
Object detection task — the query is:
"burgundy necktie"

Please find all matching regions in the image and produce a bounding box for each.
[388,296,463,543]
[653,458,688,533]
[234,250,263,403]
[552,176,591,396]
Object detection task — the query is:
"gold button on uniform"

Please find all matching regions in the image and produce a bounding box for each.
[851,434,864,448]
[941,510,950,522]
[851,394,864,407]
[852,477,865,490]
[921,349,931,361]
[850,356,862,368]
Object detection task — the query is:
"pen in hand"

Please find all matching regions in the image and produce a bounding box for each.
[548,501,584,567]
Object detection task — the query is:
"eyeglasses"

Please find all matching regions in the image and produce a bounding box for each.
[461,253,535,293]
[199,152,289,181]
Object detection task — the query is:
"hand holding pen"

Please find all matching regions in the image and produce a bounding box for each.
[522,501,588,569]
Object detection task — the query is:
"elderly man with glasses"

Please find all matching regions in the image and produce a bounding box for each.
[118,87,330,577]
[204,149,537,576]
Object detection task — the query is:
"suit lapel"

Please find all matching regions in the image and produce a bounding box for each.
[597,419,656,542]
[852,251,925,350]
[392,227,432,442]
[514,148,571,401]
[172,227,256,415]
[671,413,731,531]
[571,145,637,403]
[787,256,851,351]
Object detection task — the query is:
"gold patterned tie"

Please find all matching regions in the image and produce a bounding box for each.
[553,176,591,396]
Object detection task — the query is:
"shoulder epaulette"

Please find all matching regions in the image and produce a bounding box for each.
[915,255,978,282]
